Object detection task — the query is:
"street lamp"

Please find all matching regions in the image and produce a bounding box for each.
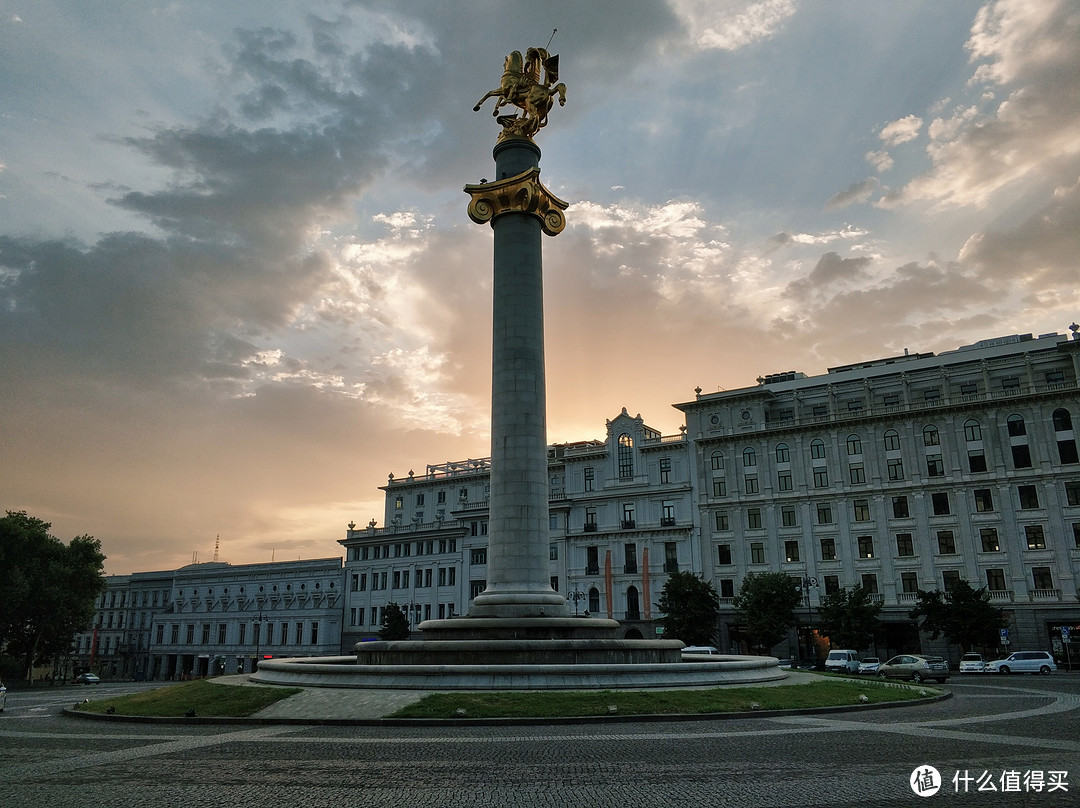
[800,576,817,665]
[566,590,586,616]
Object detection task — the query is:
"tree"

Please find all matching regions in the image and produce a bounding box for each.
[816,584,883,651]
[733,572,802,653]
[908,581,1007,652]
[656,571,720,646]
[0,511,106,679]
[377,602,411,640]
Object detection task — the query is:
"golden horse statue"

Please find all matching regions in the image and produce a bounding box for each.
[473,47,567,140]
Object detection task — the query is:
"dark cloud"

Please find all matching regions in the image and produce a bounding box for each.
[825,177,878,210]
[783,251,872,298]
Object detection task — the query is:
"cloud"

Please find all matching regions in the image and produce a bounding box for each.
[887,0,1080,209]
[825,177,879,210]
[865,150,894,173]
[669,0,798,50]
[879,114,924,146]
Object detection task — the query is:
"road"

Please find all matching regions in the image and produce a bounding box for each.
[1,676,1078,807]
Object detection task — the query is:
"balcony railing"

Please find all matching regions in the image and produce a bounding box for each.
[623,564,638,574]
[660,518,676,527]
[583,523,598,532]
[585,566,600,576]
[897,592,918,603]
[988,589,1015,603]
[621,520,636,529]
[1029,588,1061,602]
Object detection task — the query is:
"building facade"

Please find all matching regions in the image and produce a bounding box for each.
[74,558,344,680]
[677,329,1080,661]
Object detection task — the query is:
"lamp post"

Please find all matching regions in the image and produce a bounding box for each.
[566,590,586,616]
[800,576,817,665]
[253,610,265,673]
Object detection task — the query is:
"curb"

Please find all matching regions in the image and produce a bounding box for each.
[62,689,951,727]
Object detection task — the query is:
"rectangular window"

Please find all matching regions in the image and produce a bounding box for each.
[781,506,797,527]
[747,508,762,530]
[1032,567,1053,590]
[980,527,1000,552]
[584,507,597,531]
[1066,481,1080,506]
[1012,444,1032,468]
[931,492,951,515]
[392,570,401,589]
[937,531,956,555]
[926,455,944,477]
[717,544,732,565]
[892,495,909,518]
[974,489,994,512]
[712,479,727,497]
[586,546,599,575]
[550,543,558,561]
[719,579,735,598]
[820,538,836,561]
[1059,440,1079,464]
[882,393,900,407]
[968,451,987,473]
[784,541,800,563]
[438,567,447,587]
[470,547,488,565]
[1018,485,1040,509]
[661,500,676,525]
[217,623,227,644]
[777,472,793,491]
[887,458,904,481]
[812,404,828,417]
[942,570,961,591]
[849,464,865,484]
[750,542,766,564]
[714,510,729,531]
[584,467,594,491]
[744,475,759,494]
[985,568,1006,591]
[816,503,833,524]
[959,382,978,395]
[857,536,875,559]
[1001,376,1020,391]
[860,574,878,594]
[470,580,486,599]
[201,624,210,644]
[896,533,914,557]
[823,575,840,595]
[664,542,678,573]
[659,457,672,483]
[624,543,637,574]
[310,622,319,644]
[1024,525,1046,550]
[847,435,863,455]
[852,499,870,522]
[813,469,829,488]
[923,389,941,403]
[621,503,636,528]
[901,572,919,593]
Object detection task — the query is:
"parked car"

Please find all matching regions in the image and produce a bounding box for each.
[824,649,860,674]
[73,673,100,684]
[988,651,1056,675]
[959,653,987,673]
[681,646,720,656]
[858,657,881,674]
[877,654,950,683]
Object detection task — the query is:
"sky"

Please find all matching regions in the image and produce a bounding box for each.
[2,0,1078,575]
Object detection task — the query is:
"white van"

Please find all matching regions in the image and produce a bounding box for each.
[824,649,860,674]
[681,646,720,656]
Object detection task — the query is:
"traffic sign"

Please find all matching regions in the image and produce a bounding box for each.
[1062,626,1071,641]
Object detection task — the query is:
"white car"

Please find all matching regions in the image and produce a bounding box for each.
[858,657,881,674]
[959,653,987,673]
[824,649,860,674]
[988,651,1056,675]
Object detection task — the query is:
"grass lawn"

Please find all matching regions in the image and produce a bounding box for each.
[389,678,939,719]
[74,679,300,717]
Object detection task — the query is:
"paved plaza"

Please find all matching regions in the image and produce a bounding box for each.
[1,676,1078,806]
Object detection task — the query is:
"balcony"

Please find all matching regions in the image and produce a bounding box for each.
[585,566,600,576]
[988,589,1015,603]
[623,564,638,574]
[897,592,918,604]
[660,518,676,527]
[583,523,598,532]
[1029,588,1062,602]
[621,520,636,530]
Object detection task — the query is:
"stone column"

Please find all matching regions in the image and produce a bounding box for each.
[464,137,569,618]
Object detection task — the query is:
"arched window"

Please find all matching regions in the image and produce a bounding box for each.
[743,447,757,467]
[618,433,634,479]
[1007,414,1026,436]
[810,439,826,459]
[626,586,640,620]
[923,425,940,446]
[588,587,600,614]
[775,443,790,463]
[846,435,862,455]
[883,430,900,451]
[1053,408,1073,432]
[964,419,982,441]
[710,452,725,471]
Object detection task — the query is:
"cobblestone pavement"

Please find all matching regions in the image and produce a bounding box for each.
[1,676,1078,807]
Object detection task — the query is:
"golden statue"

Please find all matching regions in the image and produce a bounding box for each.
[473,47,566,140]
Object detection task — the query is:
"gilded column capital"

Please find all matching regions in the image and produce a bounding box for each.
[464,167,569,236]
